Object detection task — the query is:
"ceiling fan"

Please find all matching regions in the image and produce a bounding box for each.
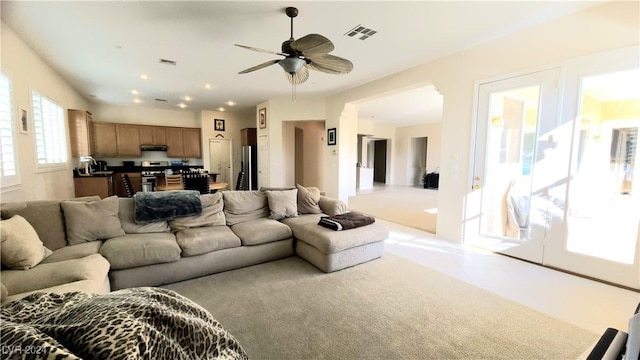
[235,7,353,86]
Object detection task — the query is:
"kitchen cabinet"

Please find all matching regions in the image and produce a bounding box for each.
[114,172,141,196]
[166,127,201,158]
[240,128,257,146]
[165,127,184,158]
[74,176,113,199]
[116,124,141,157]
[92,122,117,157]
[183,128,201,158]
[68,109,93,157]
[139,126,167,146]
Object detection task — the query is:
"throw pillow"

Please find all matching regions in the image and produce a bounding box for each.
[0,215,52,270]
[223,191,269,226]
[266,189,298,220]
[296,184,322,214]
[61,196,126,245]
[170,192,226,231]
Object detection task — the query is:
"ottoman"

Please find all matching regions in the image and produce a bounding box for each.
[282,215,388,272]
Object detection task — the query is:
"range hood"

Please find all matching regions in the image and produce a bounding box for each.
[140,145,168,151]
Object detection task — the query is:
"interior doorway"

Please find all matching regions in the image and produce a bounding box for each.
[410,137,428,186]
[373,139,388,183]
[209,138,233,188]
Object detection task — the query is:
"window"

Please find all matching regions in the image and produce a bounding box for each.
[0,73,19,189]
[32,91,67,170]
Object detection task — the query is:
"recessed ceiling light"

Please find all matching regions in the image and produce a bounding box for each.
[226,101,235,106]
[140,74,149,80]
[203,83,212,89]
[183,96,193,101]
[178,103,187,108]
[218,107,225,112]
[131,90,139,95]
[134,98,142,103]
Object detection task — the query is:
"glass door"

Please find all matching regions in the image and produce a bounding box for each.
[467,47,640,289]
[544,48,640,289]
[465,68,561,264]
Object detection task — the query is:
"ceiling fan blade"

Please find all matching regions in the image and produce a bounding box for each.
[285,65,309,85]
[238,59,280,74]
[306,54,353,74]
[290,34,334,56]
[235,44,288,56]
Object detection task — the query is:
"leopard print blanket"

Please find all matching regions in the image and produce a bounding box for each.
[0,287,248,359]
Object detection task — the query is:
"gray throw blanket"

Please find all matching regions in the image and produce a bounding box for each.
[0,288,248,359]
[318,211,375,231]
[134,190,202,224]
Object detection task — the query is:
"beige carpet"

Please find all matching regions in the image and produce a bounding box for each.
[163,255,597,360]
[348,185,438,233]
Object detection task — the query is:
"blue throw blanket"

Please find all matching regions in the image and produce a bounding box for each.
[134,190,202,224]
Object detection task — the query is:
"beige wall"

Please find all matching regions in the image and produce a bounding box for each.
[256,97,327,189]
[282,121,325,188]
[199,110,255,190]
[325,1,639,242]
[395,123,443,186]
[1,22,90,202]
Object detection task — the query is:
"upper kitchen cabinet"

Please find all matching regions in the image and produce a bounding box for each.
[92,122,117,157]
[139,126,167,146]
[166,127,201,158]
[68,109,93,157]
[116,124,141,157]
[183,128,201,158]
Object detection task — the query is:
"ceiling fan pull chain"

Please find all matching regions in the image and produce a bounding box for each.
[292,83,297,103]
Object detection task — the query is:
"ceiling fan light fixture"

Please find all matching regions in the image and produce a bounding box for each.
[278,57,304,74]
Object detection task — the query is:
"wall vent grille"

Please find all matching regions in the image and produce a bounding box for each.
[345,24,377,40]
[159,58,177,66]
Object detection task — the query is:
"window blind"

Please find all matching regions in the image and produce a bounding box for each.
[32,91,67,170]
[0,74,19,189]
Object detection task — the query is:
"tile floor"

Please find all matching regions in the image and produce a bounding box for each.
[348,184,640,334]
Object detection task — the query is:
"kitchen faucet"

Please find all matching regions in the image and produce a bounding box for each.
[79,156,97,175]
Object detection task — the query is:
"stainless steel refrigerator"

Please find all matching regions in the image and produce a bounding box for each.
[240,145,257,190]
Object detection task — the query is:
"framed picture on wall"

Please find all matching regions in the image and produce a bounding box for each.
[214,118,225,131]
[19,109,28,134]
[259,108,267,129]
[328,128,336,146]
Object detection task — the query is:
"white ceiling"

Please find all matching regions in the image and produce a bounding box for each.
[1,1,604,123]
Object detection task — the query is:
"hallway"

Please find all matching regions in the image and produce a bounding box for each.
[348,183,438,233]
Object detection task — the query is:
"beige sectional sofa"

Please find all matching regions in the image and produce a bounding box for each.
[0,186,388,303]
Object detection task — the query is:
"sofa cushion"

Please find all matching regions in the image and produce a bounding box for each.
[282,214,388,254]
[223,191,269,225]
[231,218,293,246]
[170,193,226,231]
[1,201,66,250]
[40,241,103,264]
[0,197,101,250]
[175,226,241,257]
[266,189,298,220]
[1,215,52,270]
[118,198,170,234]
[61,196,125,245]
[1,253,110,296]
[99,233,181,270]
[296,184,322,214]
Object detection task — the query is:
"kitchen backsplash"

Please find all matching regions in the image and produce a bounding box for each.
[97,152,204,168]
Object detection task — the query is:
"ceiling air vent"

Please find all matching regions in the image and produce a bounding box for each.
[345,24,377,40]
[159,58,177,66]
[154,98,168,102]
